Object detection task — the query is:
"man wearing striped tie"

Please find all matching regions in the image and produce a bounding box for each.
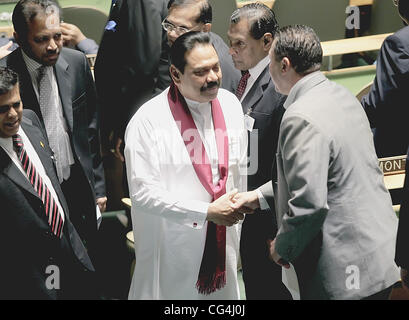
[0,67,96,299]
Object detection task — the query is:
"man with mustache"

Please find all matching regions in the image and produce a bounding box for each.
[0,0,106,282]
[125,31,248,299]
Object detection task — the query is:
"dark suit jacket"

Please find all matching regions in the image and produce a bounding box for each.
[242,66,286,193]
[395,148,409,269]
[153,32,241,96]
[0,110,95,300]
[1,47,106,246]
[94,0,168,140]
[239,65,288,299]
[361,26,409,157]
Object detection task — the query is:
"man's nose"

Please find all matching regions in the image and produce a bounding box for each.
[47,38,58,51]
[207,69,219,82]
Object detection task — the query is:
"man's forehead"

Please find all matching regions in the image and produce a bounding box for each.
[168,4,201,25]
[29,12,60,30]
[185,44,219,68]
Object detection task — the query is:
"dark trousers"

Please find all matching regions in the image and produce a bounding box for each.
[240,210,292,300]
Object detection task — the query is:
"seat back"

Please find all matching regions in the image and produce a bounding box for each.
[273,0,350,41]
[355,80,373,101]
[369,0,404,35]
[61,6,108,45]
[208,0,237,44]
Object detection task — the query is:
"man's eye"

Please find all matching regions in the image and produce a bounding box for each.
[0,106,10,114]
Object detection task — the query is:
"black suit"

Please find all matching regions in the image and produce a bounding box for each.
[154,32,241,96]
[239,66,291,300]
[361,26,409,158]
[0,110,96,300]
[395,148,409,269]
[1,47,106,250]
[95,0,168,141]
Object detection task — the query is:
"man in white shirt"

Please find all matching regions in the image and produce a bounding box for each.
[125,31,248,299]
[0,67,96,299]
[227,3,290,300]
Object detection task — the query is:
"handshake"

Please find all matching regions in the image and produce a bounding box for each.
[206,189,261,227]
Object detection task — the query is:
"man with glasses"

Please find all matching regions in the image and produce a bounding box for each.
[361,0,409,158]
[154,0,240,95]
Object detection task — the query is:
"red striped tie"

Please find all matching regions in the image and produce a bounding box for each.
[13,134,64,238]
[235,70,250,100]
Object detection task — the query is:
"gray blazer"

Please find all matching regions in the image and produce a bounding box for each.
[262,71,400,299]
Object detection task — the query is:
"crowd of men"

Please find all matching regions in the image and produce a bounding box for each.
[0,0,408,300]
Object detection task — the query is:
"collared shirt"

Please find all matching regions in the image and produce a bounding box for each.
[0,127,65,222]
[21,50,74,181]
[240,55,270,103]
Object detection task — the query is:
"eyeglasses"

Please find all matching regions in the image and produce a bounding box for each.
[161,19,200,35]
[393,0,399,7]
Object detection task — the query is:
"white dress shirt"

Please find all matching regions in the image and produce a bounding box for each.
[0,127,65,222]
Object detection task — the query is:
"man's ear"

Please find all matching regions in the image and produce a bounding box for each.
[13,31,21,46]
[170,65,181,83]
[262,33,273,50]
[202,23,211,33]
[281,57,291,73]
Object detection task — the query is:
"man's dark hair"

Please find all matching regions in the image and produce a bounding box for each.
[230,2,279,40]
[273,25,323,75]
[168,0,212,24]
[398,0,409,23]
[0,67,19,96]
[12,0,62,41]
[170,31,214,73]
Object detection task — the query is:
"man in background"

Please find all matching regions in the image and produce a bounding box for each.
[227,3,290,300]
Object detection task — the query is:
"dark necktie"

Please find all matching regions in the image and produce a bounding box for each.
[235,70,250,101]
[13,134,64,238]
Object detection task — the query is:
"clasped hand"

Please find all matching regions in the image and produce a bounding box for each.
[207,189,256,226]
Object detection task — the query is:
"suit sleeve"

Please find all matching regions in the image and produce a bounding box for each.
[83,53,106,199]
[126,0,164,77]
[275,115,329,262]
[76,38,99,55]
[361,34,409,128]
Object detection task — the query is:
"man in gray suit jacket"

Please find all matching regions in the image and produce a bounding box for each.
[154,0,241,96]
[234,25,400,300]
[227,3,289,300]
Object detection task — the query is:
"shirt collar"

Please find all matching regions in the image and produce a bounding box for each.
[248,55,270,81]
[21,50,44,74]
[0,126,24,154]
[283,71,326,109]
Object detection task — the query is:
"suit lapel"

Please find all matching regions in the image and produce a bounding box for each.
[8,49,42,118]
[241,66,271,113]
[54,53,73,132]
[1,148,39,199]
